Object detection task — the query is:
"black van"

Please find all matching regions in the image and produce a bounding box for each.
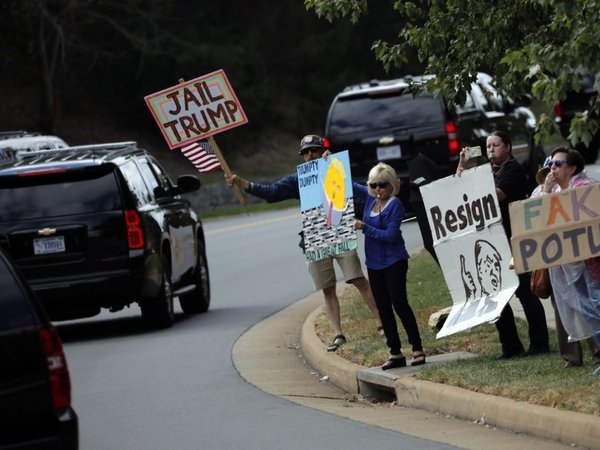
[325,72,544,206]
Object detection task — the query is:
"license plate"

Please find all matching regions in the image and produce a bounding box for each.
[377,144,401,161]
[33,236,65,255]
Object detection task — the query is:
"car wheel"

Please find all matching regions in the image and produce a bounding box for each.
[141,255,174,329]
[179,238,210,314]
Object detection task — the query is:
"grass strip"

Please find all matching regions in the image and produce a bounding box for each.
[315,250,600,415]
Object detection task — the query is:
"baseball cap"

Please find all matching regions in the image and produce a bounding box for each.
[299,135,329,154]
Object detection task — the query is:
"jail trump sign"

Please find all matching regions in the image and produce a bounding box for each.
[509,183,600,273]
[144,70,248,149]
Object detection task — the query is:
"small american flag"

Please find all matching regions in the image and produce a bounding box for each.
[180,139,222,173]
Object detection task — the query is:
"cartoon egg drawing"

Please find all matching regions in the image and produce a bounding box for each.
[322,157,346,228]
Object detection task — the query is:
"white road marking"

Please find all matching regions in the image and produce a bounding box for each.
[205,212,301,236]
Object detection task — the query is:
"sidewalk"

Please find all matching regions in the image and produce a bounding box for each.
[300,294,600,450]
[233,291,600,450]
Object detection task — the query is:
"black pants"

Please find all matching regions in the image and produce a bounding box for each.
[368,259,422,355]
[495,272,549,354]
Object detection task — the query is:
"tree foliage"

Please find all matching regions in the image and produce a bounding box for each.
[305,0,600,146]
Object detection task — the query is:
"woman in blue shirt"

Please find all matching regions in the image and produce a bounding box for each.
[354,163,426,370]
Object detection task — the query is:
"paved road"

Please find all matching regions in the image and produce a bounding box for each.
[59,209,461,450]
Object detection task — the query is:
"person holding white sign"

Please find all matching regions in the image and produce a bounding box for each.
[351,162,426,370]
[225,135,382,352]
[534,147,600,373]
[457,130,549,359]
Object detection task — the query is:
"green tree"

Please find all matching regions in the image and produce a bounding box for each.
[305,0,600,148]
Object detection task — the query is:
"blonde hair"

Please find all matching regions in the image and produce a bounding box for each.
[367,163,400,197]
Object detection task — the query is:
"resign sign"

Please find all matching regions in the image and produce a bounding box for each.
[145,70,248,149]
[509,183,600,273]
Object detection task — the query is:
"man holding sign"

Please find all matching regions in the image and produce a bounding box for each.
[225,135,382,351]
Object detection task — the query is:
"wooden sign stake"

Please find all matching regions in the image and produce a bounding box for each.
[207,136,248,212]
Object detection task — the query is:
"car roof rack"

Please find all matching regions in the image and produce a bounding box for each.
[0,131,38,140]
[62,141,138,152]
[0,141,139,167]
[16,141,138,158]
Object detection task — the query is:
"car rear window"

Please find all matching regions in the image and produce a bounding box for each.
[328,93,444,136]
[0,167,122,222]
[0,256,35,329]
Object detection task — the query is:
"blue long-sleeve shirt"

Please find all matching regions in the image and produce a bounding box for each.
[353,182,408,270]
[246,173,299,202]
[246,173,303,249]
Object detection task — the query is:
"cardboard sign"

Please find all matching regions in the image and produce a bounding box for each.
[509,183,600,273]
[420,164,518,338]
[298,151,357,262]
[424,164,501,245]
[144,70,248,149]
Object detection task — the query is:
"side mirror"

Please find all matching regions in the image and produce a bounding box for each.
[176,174,202,193]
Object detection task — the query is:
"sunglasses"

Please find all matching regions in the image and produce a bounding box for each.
[369,182,389,189]
[300,147,323,155]
[547,159,568,168]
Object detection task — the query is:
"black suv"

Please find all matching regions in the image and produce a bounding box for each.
[553,72,599,163]
[0,247,78,449]
[325,72,543,205]
[0,141,210,329]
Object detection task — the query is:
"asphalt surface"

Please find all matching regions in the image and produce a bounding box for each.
[233,290,600,450]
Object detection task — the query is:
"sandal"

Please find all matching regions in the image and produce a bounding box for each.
[411,351,426,367]
[381,354,406,370]
[326,334,346,352]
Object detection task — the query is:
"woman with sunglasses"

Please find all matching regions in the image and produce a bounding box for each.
[537,147,600,373]
[352,162,426,369]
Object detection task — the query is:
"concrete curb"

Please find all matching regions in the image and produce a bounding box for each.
[300,305,362,394]
[300,303,600,450]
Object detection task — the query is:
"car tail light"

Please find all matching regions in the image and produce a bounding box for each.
[553,101,563,121]
[125,209,144,249]
[445,122,460,156]
[39,326,71,410]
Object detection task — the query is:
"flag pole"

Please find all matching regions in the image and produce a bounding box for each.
[207,136,248,212]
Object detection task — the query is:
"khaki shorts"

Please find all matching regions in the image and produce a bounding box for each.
[308,249,364,291]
